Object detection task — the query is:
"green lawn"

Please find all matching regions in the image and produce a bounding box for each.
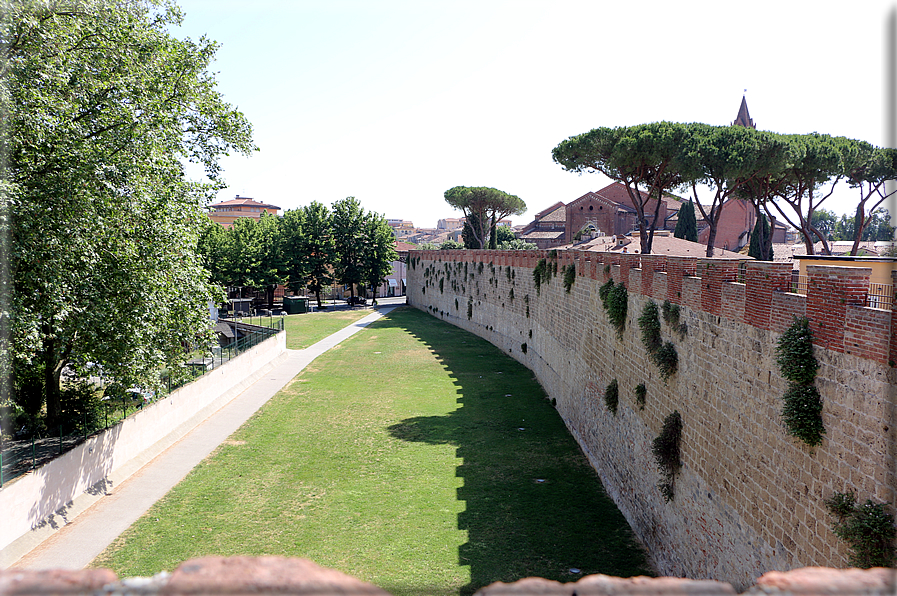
[92,307,651,595]
[282,308,373,349]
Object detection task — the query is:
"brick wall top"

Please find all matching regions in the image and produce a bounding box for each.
[411,251,894,365]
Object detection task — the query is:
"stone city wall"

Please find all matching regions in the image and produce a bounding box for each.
[406,249,896,591]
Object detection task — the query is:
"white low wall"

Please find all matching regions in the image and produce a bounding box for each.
[0,332,286,565]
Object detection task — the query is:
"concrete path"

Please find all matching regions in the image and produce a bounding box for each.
[12,305,399,570]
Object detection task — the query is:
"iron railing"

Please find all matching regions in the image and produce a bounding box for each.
[0,318,284,487]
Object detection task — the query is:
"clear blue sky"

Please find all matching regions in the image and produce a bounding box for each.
[173,0,897,228]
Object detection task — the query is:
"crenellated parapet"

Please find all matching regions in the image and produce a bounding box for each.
[413,249,895,365]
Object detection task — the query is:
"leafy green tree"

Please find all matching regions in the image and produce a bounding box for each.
[810,209,838,241]
[461,212,485,249]
[360,213,398,301]
[680,124,774,256]
[838,144,897,254]
[3,1,255,426]
[439,239,464,250]
[673,200,698,242]
[331,197,366,300]
[445,186,525,249]
[766,133,844,255]
[553,122,689,254]
[498,239,538,250]
[279,202,334,307]
[493,225,517,245]
[197,218,232,286]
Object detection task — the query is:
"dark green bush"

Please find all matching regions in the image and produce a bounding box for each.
[599,281,628,337]
[825,491,896,568]
[652,411,682,502]
[520,342,528,354]
[651,342,678,381]
[638,301,662,354]
[781,384,825,446]
[604,379,619,415]
[467,297,473,320]
[634,383,646,410]
[563,263,576,294]
[776,317,819,385]
[776,317,824,446]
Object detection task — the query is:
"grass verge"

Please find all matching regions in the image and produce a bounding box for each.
[282,309,372,349]
[92,307,651,595]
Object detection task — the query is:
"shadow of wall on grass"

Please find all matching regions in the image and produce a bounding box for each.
[378,309,652,596]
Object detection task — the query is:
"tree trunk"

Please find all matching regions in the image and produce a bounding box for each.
[849,204,866,256]
[704,207,723,258]
[42,335,65,430]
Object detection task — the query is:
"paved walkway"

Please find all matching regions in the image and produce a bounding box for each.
[12,305,399,570]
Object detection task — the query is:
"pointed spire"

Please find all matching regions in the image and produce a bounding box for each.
[733,95,755,128]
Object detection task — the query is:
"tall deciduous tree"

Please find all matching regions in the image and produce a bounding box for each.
[291,202,335,307]
[360,213,398,302]
[331,197,366,300]
[3,1,255,426]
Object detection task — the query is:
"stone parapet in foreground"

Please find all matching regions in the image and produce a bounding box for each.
[1,558,893,595]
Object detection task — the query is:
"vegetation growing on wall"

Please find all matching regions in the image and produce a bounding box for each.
[638,301,662,353]
[604,379,619,415]
[563,264,576,294]
[634,383,646,410]
[824,491,896,568]
[662,300,687,336]
[599,281,628,337]
[652,411,682,502]
[534,258,558,294]
[775,317,825,446]
[467,297,473,320]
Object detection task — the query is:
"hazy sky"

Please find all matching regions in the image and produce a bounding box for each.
[173,0,897,228]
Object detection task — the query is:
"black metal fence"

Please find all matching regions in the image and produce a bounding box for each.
[0,318,283,487]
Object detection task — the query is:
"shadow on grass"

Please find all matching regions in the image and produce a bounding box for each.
[379,308,652,596]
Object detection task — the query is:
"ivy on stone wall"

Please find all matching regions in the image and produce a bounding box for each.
[775,317,825,446]
[638,301,662,353]
[662,299,687,336]
[563,263,576,294]
[634,383,646,410]
[824,491,896,568]
[599,280,628,337]
[604,379,619,415]
[652,410,682,502]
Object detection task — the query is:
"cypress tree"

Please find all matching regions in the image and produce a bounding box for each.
[674,200,698,242]
[748,213,771,260]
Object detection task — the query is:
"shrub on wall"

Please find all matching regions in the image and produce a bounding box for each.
[599,281,628,337]
[563,263,576,294]
[634,383,646,410]
[824,491,896,568]
[662,299,687,336]
[652,410,682,502]
[775,317,825,446]
[638,301,662,353]
[604,379,619,415]
[467,297,473,320]
[652,342,678,381]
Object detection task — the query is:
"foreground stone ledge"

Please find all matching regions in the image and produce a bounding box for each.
[0,559,893,595]
[0,569,117,595]
[160,556,391,595]
[473,574,737,595]
[744,566,896,595]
